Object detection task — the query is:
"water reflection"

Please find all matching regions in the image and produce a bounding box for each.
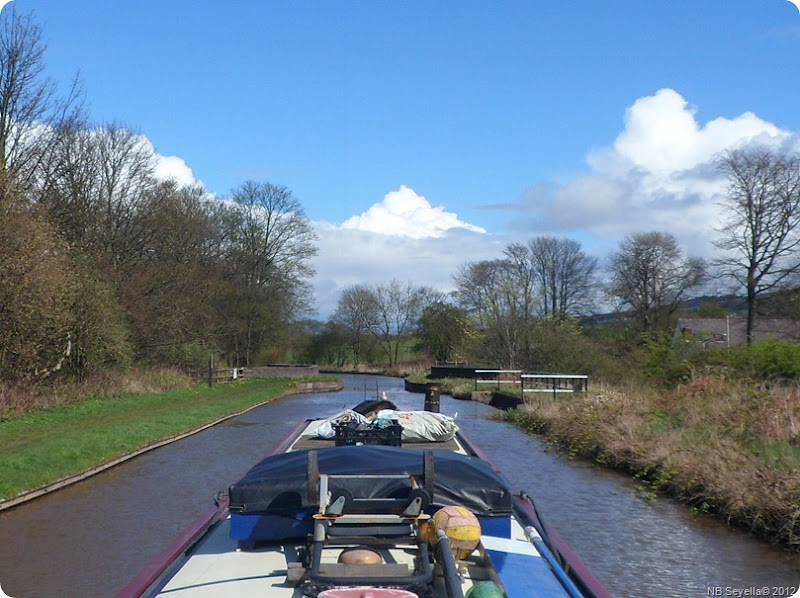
[0,374,797,598]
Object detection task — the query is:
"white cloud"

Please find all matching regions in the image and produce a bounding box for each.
[130,133,200,188]
[307,91,800,317]
[152,154,198,187]
[310,186,494,316]
[509,88,799,258]
[341,185,486,238]
[310,223,500,317]
[607,88,786,173]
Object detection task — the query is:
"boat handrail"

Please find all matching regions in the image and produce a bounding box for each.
[524,526,584,598]
[435,530,466,598]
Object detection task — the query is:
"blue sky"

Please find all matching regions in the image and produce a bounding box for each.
[11,0,800,315]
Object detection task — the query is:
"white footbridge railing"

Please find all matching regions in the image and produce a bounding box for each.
[474,370,588,400]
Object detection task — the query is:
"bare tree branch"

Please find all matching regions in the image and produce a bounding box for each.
[713,148,800,343]
[607,231,706,333]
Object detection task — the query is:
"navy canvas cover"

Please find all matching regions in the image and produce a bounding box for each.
[228,446,512,517]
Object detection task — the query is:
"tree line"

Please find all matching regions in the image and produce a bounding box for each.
[320,147,800,372]
[3,9,800,384]
[0,10,317,382]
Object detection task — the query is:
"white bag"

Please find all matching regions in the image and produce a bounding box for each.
[307,410,370,439]
[374,410,458,442]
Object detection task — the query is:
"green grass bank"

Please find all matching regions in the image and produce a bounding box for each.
[502,377,800,550]
[0,377,301,503]
[405,376,477,399]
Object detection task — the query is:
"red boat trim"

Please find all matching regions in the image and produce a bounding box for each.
[115,496,228,598]
[456,429,612,598]
[269,418,315,455]
[115,420,310,597]
[513,495,613,598]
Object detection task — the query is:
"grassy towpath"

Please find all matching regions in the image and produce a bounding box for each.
[0,378,300,503]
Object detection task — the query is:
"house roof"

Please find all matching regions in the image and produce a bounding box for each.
[675,318,800,345]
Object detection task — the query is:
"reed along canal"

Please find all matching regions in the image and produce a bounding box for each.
[0,375,798,598]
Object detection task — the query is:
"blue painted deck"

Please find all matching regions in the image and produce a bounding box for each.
[483,535,571,598]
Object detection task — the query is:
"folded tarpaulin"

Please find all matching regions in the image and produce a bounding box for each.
[228,445,512,517]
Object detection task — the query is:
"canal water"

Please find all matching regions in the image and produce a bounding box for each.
[0,374,798,597]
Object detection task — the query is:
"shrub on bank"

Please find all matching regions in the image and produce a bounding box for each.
[625,336,800,390]
[404,376,477,400]
[728,340,800,381]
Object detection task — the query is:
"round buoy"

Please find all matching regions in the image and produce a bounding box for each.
[466,580,507,598]
[337,547,384,565]
[429,505,482,559]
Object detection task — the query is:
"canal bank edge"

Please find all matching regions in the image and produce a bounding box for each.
[0,379,343,513]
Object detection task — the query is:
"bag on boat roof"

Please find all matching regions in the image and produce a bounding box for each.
[303,409,370,439]
[374,409,458,442]
[303,409,458,443]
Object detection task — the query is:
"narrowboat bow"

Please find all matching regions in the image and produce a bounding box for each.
[117,408,611,598]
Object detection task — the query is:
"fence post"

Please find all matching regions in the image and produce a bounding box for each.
[208,354,214,388]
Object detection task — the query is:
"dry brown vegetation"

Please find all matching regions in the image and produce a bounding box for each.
[0,368,193,420]
[507,377,800,549]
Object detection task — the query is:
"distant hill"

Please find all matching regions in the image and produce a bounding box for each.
[581,294,747,328]
[581,291,800,328]
[678,295,747,316]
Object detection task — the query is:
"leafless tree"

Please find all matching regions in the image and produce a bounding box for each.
[607,231,705,333]
[370,279,444,366]
[331,284,380,366]
[224,181,318,365]
[453,238,596,367]
[503,243,538,322]
[34,123,158,267]
[92,124,159,267]
[35,123,100,245]
[527,236,597,319]
[329,280,444,367]
[714,148,800,343]
[453,258,532,368]
[229,181,318,289]
[0,7,83,204]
